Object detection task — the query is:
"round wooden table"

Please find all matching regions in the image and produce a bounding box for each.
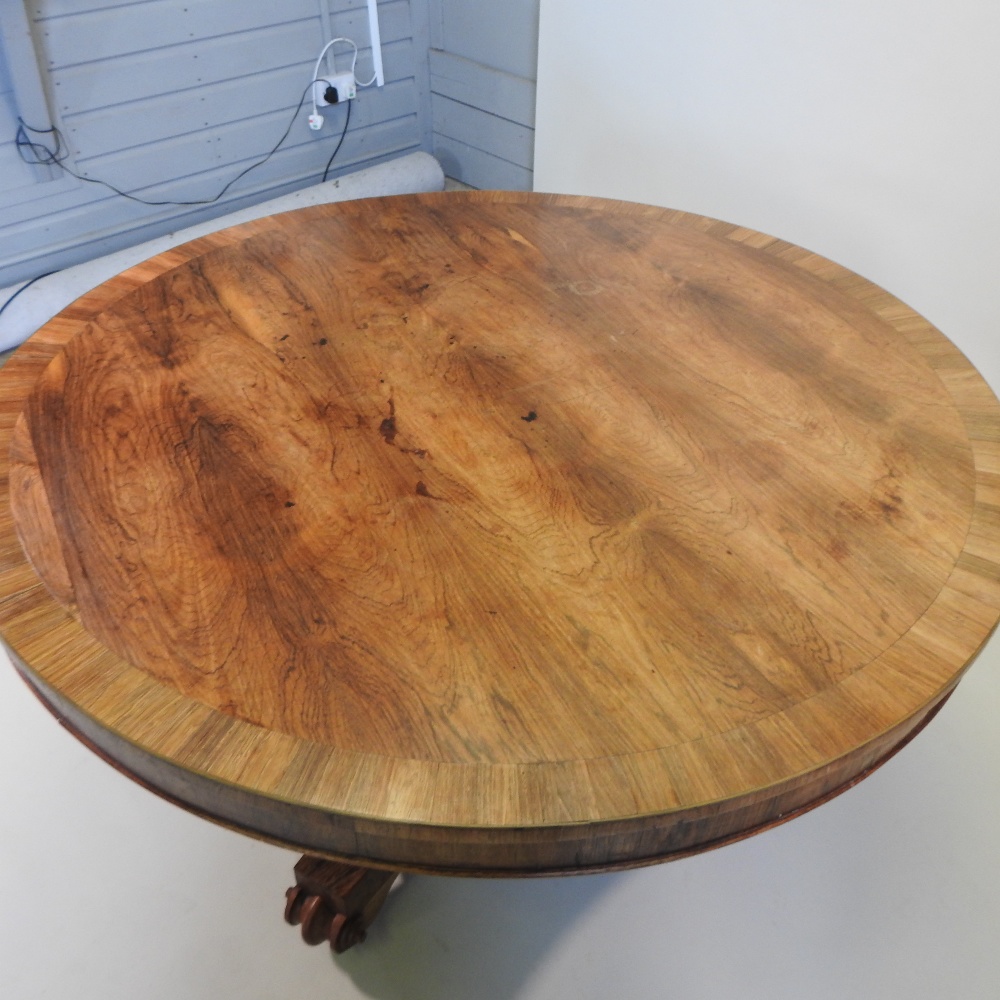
[2,192,999,952]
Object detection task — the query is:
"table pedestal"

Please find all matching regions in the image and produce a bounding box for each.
[284,856,399,953]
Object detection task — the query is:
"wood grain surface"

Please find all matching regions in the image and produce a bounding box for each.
[1,191,999,874]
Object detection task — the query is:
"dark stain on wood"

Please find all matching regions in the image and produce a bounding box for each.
[379,398,397,444]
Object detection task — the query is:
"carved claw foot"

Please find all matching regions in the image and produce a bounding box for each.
[284,856,399,953]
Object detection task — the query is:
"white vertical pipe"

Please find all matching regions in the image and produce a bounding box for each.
[366,0,385,87]
[315,0,335,75]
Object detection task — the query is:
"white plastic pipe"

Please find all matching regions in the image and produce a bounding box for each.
[366,0,385,88]
[0,151,444,353]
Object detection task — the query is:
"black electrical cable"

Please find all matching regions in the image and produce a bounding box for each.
[15,76,350,209]
[6,85,354,339]
[14,83,313,206]
[323,99,352,183]
[0,271,56,323]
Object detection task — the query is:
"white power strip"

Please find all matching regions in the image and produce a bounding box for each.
[314,72,356,107]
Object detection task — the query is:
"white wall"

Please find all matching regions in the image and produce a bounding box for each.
[535,0,1000,384]
[533,2,1000,997]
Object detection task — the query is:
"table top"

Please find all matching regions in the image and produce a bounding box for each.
[2,191,999,875]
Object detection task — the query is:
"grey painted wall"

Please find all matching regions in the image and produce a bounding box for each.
[0,0,433,287]
[427,0,538,190]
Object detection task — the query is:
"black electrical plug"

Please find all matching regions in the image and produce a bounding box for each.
[325,85,339,104]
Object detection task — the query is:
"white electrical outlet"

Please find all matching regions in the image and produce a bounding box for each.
[313,72,356,107]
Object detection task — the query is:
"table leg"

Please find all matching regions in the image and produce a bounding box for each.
[284,855,399,953]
